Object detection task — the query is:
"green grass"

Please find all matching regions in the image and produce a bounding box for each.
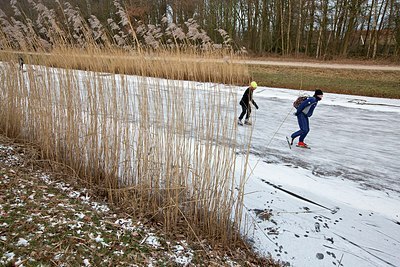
[250,65,400,99]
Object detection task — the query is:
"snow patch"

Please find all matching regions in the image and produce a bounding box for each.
[144,233,161,248]
[16,238,29,247]
[0,252,15,265]
[170,242,194,265]
[83,258,91,266]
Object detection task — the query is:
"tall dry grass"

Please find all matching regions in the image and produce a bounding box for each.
[0,0,250,85]
[0,54,252,244]
[0,0,254,246]
[0,48,249,85]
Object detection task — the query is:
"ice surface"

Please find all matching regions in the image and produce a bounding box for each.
[234,87,400,267]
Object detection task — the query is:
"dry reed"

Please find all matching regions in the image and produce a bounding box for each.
[0,0,254,246]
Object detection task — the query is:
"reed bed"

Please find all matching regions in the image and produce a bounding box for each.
[0,49,249,85]
[0,0,253,246]
[0,54,253,245]
[0,0,250,85]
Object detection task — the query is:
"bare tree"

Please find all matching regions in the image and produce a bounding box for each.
[1,0,399,59]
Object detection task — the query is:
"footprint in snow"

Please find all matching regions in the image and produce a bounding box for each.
[315,222,321,232]
[325,237,334,244]
[326,251,336,259]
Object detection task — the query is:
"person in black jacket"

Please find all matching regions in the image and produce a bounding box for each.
[238,81,259,125]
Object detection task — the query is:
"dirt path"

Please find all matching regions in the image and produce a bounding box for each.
[237,59,400,71]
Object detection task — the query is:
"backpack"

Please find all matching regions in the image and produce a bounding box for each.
[293,96,308,108]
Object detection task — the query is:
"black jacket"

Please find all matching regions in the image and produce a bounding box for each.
[240,88,258,109]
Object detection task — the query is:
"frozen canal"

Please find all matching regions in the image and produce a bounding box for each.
[238,88,400,193]
[234,87,400,267]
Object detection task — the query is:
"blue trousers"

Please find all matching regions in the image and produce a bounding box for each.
[291,113,309,142]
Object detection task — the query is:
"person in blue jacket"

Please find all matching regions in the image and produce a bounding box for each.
[290,89,323,148]
[238,81,259,125]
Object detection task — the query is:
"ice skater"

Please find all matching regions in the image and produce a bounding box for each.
[238,81,259,126]
[18,56,24,71]
[289,89,323,148]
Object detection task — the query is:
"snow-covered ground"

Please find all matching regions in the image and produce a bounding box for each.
[236,87,400,267]
[5,63,400,266]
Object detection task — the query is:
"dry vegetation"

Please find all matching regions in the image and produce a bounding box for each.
[0,134,279,266]
[0,49,250,86]
[0,0,250,85]
[0,54,253,247]
[0,0,262,253]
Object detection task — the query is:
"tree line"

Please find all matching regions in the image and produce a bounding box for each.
[125,0,400,59]
[1,0,399,59]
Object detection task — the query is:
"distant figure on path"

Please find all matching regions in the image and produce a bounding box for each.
[289,89,323,148]
[18,56,24,71]
[238,81,259,126]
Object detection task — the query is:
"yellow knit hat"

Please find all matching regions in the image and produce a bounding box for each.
[250,81,257,88]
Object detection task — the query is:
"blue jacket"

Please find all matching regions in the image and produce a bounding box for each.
[296,97,318,117]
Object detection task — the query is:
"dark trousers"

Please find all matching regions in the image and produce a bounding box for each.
[291,113,310,142]
[239,101,251,120]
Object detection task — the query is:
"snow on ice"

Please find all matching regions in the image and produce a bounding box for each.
[235,87,400,267]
